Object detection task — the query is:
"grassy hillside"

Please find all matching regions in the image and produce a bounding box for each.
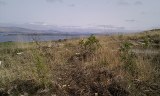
[0,30,160,96]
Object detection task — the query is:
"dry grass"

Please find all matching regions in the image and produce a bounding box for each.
[0,30,160,96]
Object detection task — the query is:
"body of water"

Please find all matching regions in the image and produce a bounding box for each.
[0,34,83,42]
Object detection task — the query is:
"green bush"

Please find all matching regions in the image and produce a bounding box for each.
[32,50,49,86]
[120,41,137,76]
[140,35,151,48]
[79,34,101,54]
[120,41,133,52]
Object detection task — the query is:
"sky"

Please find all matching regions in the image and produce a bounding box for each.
[0,0,160,30]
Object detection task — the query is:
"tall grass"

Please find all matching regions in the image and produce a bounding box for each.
[0,31,160,95]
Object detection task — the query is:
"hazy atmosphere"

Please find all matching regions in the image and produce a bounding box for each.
[0,0,160,30]
[0,0,160,96]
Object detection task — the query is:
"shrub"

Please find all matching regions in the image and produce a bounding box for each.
[75,35,101,61]
[32,50,49,86]
[141,35,151,48]
[120,41,137,76]
[120,41,133,53]
[79,35,100,54]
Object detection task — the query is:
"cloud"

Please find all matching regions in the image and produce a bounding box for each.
[117,1,129,6]
[46,0,63,3]
[117,0,143,6]
[68,4,75,7]
[96,25,125,30]
[97,25,115,28]
[134,1,143,5]
[125,19,136,22]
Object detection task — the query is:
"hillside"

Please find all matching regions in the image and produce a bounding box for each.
[0,27,36,33]
[0,27,104,36]
[0,30,160,96]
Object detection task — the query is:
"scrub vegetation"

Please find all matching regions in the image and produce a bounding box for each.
[0,29,160,96]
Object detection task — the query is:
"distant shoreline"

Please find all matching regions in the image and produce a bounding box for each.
[0,33,89,43]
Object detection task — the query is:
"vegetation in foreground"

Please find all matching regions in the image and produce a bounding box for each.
[0,29,160,96]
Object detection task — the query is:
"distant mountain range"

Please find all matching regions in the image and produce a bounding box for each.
[0,26,94,35]
[0,23,141,35]
[0,27,36,33]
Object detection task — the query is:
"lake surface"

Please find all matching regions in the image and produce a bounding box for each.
[0,33,84,42]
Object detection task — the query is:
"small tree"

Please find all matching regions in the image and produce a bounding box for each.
[120,41,137,77]
[79,35,100,53]
[78,35,101,60]
[142,36,151,48]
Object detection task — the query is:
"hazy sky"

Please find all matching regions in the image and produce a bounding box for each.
[0,0,160,30]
